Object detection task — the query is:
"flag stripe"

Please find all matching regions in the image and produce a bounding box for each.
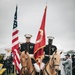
[12,44,19,51]
[14,49,20,63]
[14,58,20,72]
[12,37,18,43]
[12,34,19,41]
[12,41,19,47]
[12,30,18,36]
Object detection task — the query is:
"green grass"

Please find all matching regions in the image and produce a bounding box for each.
[4,72,16,75]
[4,70,16,75]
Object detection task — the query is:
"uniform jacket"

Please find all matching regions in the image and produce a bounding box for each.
[20,42,34,54]
[44,45,57,55]
[43,45,57,64]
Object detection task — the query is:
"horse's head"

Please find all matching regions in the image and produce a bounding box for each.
[20,51,30,74]
[50,50,62,72]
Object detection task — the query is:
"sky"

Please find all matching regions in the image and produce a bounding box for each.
[0,0,75,53]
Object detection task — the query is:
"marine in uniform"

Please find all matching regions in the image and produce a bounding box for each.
[20,34,34,53]
[43,36,62,75]
[43,36,57,64]
[20,34,35,64]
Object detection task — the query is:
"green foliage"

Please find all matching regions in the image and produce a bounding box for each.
[0,55,3,60]
[67,50,75,54]
[0,54,4,63]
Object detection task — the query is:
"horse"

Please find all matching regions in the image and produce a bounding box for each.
[43,50,62,75]
[20,51,35,75]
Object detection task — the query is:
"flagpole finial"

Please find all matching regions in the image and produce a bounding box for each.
[45,2,47,10]
[16,4,18,9]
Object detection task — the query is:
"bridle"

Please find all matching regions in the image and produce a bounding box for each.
[21,54,35,75]
[21,66,35,75]
[50,55,59,69]
[21,56,29,74]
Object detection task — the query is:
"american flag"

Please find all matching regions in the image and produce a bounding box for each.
[12,6,20,73]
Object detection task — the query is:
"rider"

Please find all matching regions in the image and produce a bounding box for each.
[20,34,44,74]
[20,34,35,64]
[43,36,57,64]
[34,36,57,75]
[43,36,61,75]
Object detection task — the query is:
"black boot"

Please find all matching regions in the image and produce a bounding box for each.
[58,70,61,75]
[40,70,43,75]
[36,72,39,75]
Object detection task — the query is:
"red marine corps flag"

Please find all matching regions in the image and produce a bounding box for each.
[34,6,47,62]
[12,6,20,73]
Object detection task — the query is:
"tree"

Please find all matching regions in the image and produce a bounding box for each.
[67,50,75,54]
